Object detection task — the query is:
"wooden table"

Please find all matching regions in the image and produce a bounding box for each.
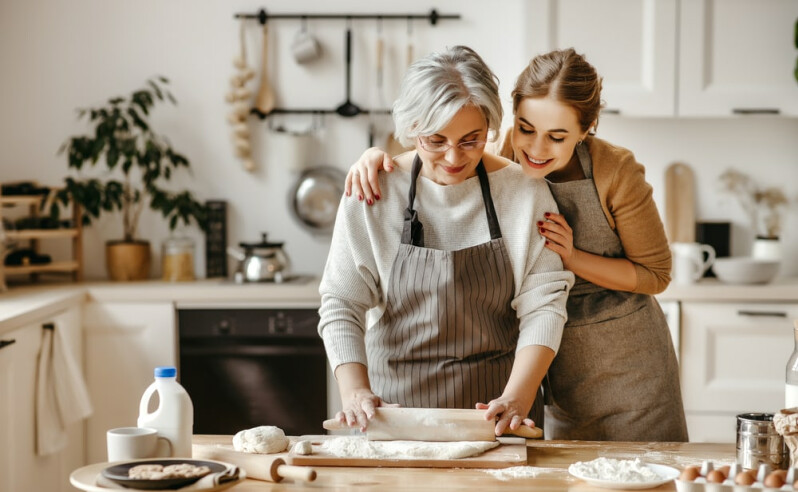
[193,436,736,491]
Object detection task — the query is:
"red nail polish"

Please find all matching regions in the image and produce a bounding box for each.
[375,195,381,200]
[544,212,550,217]
[539,229,545,234]
[545,240,549,245]
[537,221,543,226]
[367,199,373,205]
[358,195,363,201]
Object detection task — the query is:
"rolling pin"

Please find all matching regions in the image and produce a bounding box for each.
[192,445,316,483]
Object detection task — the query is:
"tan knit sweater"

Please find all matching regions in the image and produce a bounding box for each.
[496,131,671,294]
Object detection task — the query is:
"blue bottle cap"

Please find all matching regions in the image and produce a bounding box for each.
[154,366,176,378]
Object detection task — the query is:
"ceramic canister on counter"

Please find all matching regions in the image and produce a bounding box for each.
[695,221,730,277]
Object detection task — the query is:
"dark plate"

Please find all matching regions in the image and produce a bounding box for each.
[101,459,226,490]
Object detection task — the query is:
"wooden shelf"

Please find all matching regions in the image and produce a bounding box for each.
[0,195,43,206]
[1,182,82,287]
[3,260,80,276]
[7,229,79,240]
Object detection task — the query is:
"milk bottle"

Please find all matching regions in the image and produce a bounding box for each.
[137,366,194,457]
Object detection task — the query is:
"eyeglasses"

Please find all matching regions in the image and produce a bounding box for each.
[417,136,487,153]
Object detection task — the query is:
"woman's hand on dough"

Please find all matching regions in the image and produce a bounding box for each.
[538,212,576,267]
[344,147,395,205]
[337,389,398,431]
[475,400,535,437]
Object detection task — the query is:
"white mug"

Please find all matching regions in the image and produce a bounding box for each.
[107,427,172,462]
[671,242,716,285]
[291,30,322,64]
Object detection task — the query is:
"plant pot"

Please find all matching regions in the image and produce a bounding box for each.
[751,236,782,262]
[106,240,151,281]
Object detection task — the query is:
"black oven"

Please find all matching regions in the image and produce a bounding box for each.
[177,308,327,436]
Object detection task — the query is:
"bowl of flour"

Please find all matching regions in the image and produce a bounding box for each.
[568,457,680,489]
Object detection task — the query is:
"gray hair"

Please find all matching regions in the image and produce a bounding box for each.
[392,45,502,147]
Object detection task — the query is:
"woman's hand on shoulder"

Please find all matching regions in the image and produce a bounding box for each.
[345,147,396,205]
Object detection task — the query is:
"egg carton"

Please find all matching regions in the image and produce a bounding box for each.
[675,461,797,492]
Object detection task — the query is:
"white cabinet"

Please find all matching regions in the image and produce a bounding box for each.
[525,0,678,116]
[679,0,798,117]
[0,305,85,492]
[83,301,176,463]
[680,302,798,442]
[526,0,798,117]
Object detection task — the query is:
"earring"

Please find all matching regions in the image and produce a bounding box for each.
[577,140,583,146]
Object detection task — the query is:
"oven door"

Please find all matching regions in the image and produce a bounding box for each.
[177,308,327,436]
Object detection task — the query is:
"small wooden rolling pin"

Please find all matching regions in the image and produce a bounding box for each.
[192,445,316,483]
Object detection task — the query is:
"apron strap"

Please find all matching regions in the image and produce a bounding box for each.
[476,161,502,240]
[575,141,593,179]
[401,155,425,246]
[401,154,503,245]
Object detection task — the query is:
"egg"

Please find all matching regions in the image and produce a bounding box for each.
[679,466,700,482]
[763,471,785,488]
[717,465,730,477]
[706,470,726,483]
[734,471,755,485]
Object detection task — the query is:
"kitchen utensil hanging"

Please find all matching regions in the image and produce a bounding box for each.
[226,19,257,172]
[289,166,347,235]
[254,22,276,116]
[233,8,461,118]
[334,27,362,118]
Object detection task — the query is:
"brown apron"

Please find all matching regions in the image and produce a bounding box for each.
[543,143,688,441]
[366,155,543,420]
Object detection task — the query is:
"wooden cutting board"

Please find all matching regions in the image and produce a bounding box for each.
[664,162,696,243]
[194,435,527,469]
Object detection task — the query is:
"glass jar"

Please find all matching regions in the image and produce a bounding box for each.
[161,237,195,282]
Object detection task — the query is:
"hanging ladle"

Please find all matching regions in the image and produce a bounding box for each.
[335,28,362,117]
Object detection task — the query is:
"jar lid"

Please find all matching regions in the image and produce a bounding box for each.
[239,232,284,249]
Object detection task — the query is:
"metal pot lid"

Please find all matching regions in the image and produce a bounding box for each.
[289,166,346,234]
[239,232,284,250]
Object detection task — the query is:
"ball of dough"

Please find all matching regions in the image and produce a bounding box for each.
[233,426,289,454]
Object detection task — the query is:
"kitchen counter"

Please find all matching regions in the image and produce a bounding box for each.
[191,435,735,491]
[3,276,797,336]
[657,277,798,302]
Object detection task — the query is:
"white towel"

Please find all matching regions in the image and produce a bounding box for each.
[36,322,93,456]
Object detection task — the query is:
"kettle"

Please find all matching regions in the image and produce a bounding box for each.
[227,233,291,283]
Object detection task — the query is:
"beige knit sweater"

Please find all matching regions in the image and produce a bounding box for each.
[497,132,671,294]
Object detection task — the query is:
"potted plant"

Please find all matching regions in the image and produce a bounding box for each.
[53,77,208,280]
[718,168,788,261]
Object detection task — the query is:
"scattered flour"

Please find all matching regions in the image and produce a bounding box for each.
[320,436,499,460]
[568,457,660,482]
[482,466,565,481]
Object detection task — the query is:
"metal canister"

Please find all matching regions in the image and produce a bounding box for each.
[736,413,788,470]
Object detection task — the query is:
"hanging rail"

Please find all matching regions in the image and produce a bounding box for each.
[234,8,461,119]
[233,8,460,26]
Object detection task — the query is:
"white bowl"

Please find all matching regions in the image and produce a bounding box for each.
[712,257,780,284]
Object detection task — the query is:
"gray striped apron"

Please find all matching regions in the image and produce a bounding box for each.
[543,143,688,441]
[366,155,541,418]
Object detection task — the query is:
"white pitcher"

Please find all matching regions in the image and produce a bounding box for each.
[671,242,716,285]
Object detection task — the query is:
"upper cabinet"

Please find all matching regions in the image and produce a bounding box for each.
[525,0,678,116]
[679,0,798,117]
[525,0,798,117]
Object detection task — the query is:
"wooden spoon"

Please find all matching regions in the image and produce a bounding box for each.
[254,23,276,116]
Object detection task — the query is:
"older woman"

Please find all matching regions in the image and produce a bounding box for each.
[318,46,573,435]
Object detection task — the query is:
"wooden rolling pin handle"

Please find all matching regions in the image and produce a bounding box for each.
[277,464,317,482]
[322,419,345,431]
[504,424,543,439]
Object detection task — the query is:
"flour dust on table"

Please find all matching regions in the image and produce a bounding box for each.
[320,436,500,459]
